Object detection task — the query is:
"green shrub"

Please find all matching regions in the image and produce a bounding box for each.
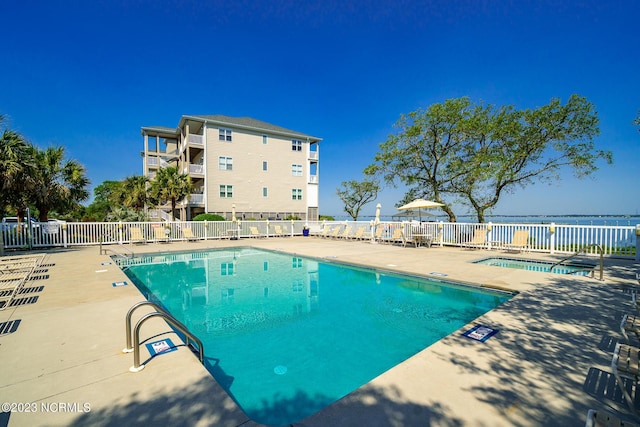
[319,215,335,221]
[193,213,225,221]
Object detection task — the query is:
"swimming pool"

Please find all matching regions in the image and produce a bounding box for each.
[118,248,512,426]
[474,257,595,275]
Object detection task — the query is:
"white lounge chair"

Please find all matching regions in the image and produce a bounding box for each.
[181,227,199,242]
[130,227,147,244]
[153,227,170,243]
[504,230,529,252]
[463,229,488,249]
[611,343,640,416]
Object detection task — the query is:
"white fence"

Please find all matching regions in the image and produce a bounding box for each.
[1,220,638,260]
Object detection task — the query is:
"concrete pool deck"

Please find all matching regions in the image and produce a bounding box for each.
[0,238,639,426]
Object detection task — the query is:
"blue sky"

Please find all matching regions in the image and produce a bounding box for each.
[2,0,639,218]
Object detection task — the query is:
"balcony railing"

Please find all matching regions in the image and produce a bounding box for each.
[181,163,204,175]
[188,134,204,145]
[309,175,318,184]
[190,164,204,174]
[308,151,318,160]
[147,157,169,167]
[189,194,204,204]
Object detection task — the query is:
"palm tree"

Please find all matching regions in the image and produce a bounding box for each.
[149,166,192,221]
[0,128,34,218]
[30,146,90,221]
[116,175,151,211]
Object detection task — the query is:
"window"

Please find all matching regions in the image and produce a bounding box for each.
[291,164,302,176]
[262,187,268,197]
[221,263,234,276]
[218,156,233,171]
[219,185,233,198]
[263,135,268,144]
[262,161,268,171]
[292,280,304,292]
[219,128,232,141]
[292,139,302,151]
[292,188,302,200]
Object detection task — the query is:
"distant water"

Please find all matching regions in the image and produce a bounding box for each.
[335,214,640,227]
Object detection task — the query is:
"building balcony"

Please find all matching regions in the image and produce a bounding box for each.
[188,134,204,145]
[147,157,171,168]
[308,151,318,160]
[309,175,318,184]
[189,193,204,205]
[182,163,204,175]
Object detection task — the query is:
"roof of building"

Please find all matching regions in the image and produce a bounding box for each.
[186,115,321,141]
[142,115,321,142]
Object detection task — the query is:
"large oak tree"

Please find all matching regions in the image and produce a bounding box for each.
[366,95,612,222]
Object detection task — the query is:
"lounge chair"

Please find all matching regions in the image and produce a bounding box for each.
[504,230,529,252]
[633,292,640,315]
[374,226,385,243]
[585,409,638,427]
[611,343,640,415]
[153,227,170,243]
[181,227,199,242]
[249,226,265,238]
[463,229,488,249]
[381,228,403,245]
[130,227,147,244]
[349,227,365,240]
[338,226,352,239]
[313,225,331,238]
[621,314,640,345]
[0,258,37,310]
[272,225,285,237]
[329,226,342,239]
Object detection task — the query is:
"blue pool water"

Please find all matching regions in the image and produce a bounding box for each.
[474,257,594,275]
[119,248,512,426]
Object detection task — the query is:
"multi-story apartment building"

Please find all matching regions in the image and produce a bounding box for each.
[141,115,321,221]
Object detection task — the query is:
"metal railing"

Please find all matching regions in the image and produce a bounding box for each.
[124,301,204,372]
[550,243,604,280]
[99,232,134,258]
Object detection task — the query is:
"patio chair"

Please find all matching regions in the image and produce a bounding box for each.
[504,230,529,253]
[621,314,640,345]
[349,227,365,240]
[585,409,638,427]
[318,226,333,238]
[272,225,285,237]
[374,226,385,243]
[338,226,352,239]
[153,227,170,243]
[611,342,640,415]
[250,226,265,238]
[384,228,403,245]
[463,229,488,249]
[0,260,36,310]
[329,226,342,239]
[130,227,147,244]
[181,227,199,242]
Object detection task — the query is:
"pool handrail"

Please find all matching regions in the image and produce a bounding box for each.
[124,301,204,372]
[550,243,604,281]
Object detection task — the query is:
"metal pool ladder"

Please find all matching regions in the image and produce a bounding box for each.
[549,243,604,281]
[123,301,204,372]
